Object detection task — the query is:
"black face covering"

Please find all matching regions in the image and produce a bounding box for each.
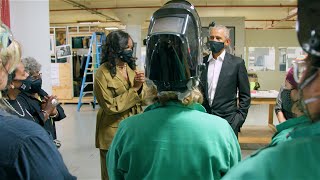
[18,76,32,92]
[281,89,293,113]
[119,50,133,63]
[29,78,42,93]
[208,41,225,54]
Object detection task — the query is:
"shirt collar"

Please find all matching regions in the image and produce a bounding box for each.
[207,49,226,63]
[276,115,310,133]
[144,101,206,113]
[289,120,320,139]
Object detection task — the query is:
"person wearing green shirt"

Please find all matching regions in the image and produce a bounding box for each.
[270,115,310,146]
[223,0,320,179]
[106,1,241,179]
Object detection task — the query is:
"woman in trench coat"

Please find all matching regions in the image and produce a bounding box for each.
[94,30,147,180]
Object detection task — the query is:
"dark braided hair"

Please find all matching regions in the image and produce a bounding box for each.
[101,30,136,77]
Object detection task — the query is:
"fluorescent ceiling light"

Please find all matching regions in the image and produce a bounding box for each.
[105,27,119,30]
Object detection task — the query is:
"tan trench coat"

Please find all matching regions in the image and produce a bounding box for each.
[94,64,146,150]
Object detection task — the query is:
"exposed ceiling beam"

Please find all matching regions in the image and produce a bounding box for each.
[61,0,117,21]
[50,4,297,11]
[246,27,295,29]
[245,19,296,22]
[263,8,297,29]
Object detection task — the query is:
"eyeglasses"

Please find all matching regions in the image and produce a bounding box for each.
[292,59,307,83]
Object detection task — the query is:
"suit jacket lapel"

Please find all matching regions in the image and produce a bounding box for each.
[213,53,232,101]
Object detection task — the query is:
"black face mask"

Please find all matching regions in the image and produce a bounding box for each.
[208,41,225,54]
[18,76,32,92]
[29,78,42,93]
[281,89,293,113]
[119,50,133,63]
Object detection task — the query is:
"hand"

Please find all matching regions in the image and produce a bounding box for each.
[41,95,57,115]
[133,70,145,92]
[50,108,58,116]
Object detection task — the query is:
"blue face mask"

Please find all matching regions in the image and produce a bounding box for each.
[119,50,133,63]
[29,78,42,93]
[18,76,32,92]
[208,41,225,54]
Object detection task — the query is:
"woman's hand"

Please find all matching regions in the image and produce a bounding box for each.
[133,70,145,92]
[41,95,57,116]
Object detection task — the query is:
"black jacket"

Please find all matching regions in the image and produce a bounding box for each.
[200,53,251,131]
[18,89,66,139]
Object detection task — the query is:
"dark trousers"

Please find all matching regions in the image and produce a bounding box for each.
[230,123,240,138]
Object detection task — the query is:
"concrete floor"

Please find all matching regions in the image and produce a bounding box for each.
[57,104,273,179]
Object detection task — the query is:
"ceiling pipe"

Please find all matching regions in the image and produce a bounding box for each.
[245,19,296,22]
[246,27,294,30]
[51,19,295,25]
[50,4,297,12]
[61,0,117,21]
[50,21,121,25]
[263,11,297,29]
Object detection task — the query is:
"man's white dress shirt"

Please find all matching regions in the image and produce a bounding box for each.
[207,50,226,105]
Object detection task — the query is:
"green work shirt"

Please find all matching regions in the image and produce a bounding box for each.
[107,101,241,180]
[222,120,320,180]
[271,115,310,146]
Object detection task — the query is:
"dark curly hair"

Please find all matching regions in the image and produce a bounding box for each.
[101,30,136,77]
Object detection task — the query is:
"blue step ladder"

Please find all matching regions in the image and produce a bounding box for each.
[77,32,106,111]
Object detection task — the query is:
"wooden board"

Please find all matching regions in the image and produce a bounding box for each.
[239,125,275,144]
[52,63,73,100]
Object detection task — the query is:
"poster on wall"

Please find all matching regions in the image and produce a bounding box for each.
[56,44,72,59]
[248,47,275,71]
[51,63,60,86]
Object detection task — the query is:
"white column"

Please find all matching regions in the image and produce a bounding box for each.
[126,25,143,71]
[10,0,52,94]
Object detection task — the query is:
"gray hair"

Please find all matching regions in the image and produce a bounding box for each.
[209,25,230,39]
[22,57,41,74]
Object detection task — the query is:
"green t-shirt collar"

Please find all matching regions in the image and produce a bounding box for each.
[144,101,206,113]
[276,115,310,133]
[289,121,320,139]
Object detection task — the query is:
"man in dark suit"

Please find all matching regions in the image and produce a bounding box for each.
[201,24,251,137]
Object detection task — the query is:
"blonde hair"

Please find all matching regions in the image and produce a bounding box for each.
[0,40,21,73]
[0,23,21,106]
[158,88,203,106]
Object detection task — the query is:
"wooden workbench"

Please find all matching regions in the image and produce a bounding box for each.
[239,91,278,144]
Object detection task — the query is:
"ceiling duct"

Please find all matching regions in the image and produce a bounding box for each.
[263,7,297,29]
[62,0,116,21]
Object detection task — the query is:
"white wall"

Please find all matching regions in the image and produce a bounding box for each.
[246,29,300,90]
[10,0,52,94]
[126,25,143,70]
